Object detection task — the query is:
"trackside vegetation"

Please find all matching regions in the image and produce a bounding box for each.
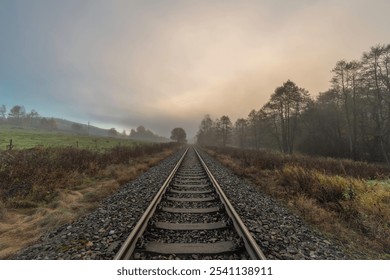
[0,141,180,259]
[205,146,390,259]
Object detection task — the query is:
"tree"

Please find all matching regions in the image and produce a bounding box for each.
[129,126,167,142]
[196,114,215,146]
[108,128,118,136]
[234,118,248,148]
[170,127,187,143]
[26,109,40,126]
[262,80,311,154]
[217,115,232,147]
[8,105,26,125]
[360,44,390,163]
[331,60,362,159]
[298,90,347,157]
[136,126,146,134]
[247,109,262,149]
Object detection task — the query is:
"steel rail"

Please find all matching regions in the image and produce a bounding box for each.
[194,147,267,260]
[114,146,189,260]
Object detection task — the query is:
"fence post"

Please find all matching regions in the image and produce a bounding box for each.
[8,139,14,150]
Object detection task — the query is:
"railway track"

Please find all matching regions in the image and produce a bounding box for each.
[114,146,266,260]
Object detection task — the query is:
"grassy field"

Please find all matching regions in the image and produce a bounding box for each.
[0,126,137,151]
[205,146,390,259]
[0,126,181,259]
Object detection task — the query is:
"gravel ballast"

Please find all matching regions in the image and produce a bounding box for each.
[13,147,352,259]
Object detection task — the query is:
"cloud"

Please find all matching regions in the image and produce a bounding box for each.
[1,0,390,137]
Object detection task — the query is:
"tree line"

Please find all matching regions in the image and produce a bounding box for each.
[0,105,57,130]
[197,43,390,163]
[129,126,169,142]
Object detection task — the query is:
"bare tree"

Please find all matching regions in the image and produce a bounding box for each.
[26,109,40,126]
[217,115,232,147]
[262,80,310,154]
[234,118,248,148]
[196,114,215,146]
[331,60,362,159]
[247,110,261,149]
[361,45,390,163]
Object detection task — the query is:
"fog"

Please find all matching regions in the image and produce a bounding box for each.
[1,0,389,137]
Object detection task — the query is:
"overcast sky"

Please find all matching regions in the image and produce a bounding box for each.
[1,0,389,138]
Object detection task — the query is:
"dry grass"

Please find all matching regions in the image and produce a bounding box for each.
[0,144,178,259]
[205,146,390,259]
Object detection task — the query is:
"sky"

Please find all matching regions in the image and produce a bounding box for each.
[1,0,389,138]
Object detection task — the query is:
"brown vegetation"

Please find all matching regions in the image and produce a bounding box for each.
[205,146,390,259]
[0,143,179,259]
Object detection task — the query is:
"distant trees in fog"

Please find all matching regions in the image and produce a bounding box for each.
[39,117,57,130]
[197,43,390,163]
[197,115,232,147]
[108,128,118,136]
[170,127,187,143]
[130,126,167,142]
[0,104,57,130]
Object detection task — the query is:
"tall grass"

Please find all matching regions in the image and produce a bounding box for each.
[0,142,180,259]
[0,143,178,208]
[209,146,390,179]
[205,146,390,257]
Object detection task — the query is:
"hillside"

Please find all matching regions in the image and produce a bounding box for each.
[0,116,169,147]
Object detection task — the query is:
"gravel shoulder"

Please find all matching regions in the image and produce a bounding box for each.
[13,147,355,259]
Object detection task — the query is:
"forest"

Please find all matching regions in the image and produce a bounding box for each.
[197,44,390,164]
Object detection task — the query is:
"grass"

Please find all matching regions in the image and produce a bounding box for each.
[0,126,138,151]
[0,141,181,259]
[205,146,390,259]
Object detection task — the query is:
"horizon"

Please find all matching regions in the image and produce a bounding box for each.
[1,0,390,138]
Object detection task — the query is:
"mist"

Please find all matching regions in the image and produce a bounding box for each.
[1,0,390,137]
